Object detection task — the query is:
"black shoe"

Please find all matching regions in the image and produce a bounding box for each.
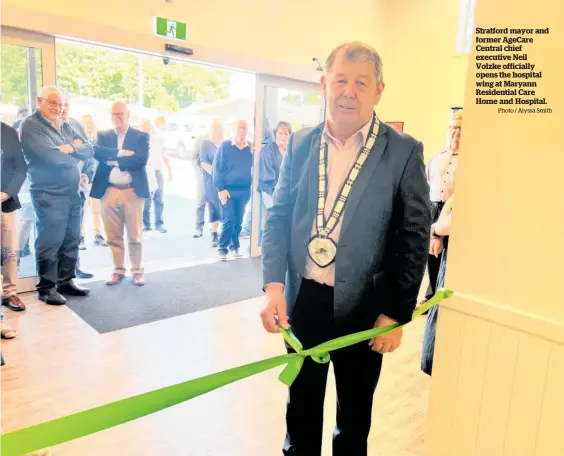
[76,269,94,279]
[57,280,91,297]
[156,225,168,234]
[38,289,67,305]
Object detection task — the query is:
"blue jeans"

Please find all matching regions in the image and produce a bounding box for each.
[144,170,165,229]
[195,167,206,230]
[31,191,82,292]
[218,190,250,254]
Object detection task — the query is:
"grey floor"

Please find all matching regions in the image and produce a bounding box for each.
[15,157,253,283]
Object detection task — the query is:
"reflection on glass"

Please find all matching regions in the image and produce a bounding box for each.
[257,86,325,245]
[0,42,43,283]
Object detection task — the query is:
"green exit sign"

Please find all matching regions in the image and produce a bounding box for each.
[154,17,187,41]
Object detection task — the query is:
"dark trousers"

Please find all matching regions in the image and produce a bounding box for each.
[203,179,221,224]
[218,189,250,254]
[31,191,82,292]
[421,243,449,376]
[425,201,446,300]
[143,170,165,229]
[195,166,206,230]
[77,191,86,271]
[283,279,383,456]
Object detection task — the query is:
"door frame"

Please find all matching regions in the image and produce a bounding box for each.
[250,74,325,258]
[1,27,56,292]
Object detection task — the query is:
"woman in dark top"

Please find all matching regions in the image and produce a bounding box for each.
[257,121,292,210]
[421,194,454,376]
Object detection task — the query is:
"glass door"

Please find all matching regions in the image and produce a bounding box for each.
[250,75,325,257]
[1,27,56,292]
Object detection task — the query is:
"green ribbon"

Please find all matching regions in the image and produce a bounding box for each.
[1,289,452,456]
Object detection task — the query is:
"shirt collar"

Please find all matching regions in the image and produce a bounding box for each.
[37,111,62,130]
[323,113,378,147]
[116,126,129,137]
[440,148,459,156]
[231,139,250,149]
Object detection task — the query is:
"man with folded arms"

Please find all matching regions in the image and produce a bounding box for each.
[91,101,149,286]
[20,86,94,305]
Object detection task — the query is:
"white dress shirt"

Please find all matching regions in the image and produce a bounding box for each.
[426,149,458,202]
[109,128,133,185]
[148,131,167,172]
[304,117,378,287]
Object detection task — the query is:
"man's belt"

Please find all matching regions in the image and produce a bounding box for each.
[108,183,134,190]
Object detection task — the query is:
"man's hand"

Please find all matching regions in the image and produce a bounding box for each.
[106,160,119,167]
[1,192,10,202]
[429,238,444,257]
[80,173,89,189]
[260,284,289,333]
[369,314,402,354]
[73,139,83,146]
[218,190,231,206]
[58,144,74,154]
[118,149,135,157]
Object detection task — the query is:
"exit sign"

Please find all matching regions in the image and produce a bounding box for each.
[154,17,187,41]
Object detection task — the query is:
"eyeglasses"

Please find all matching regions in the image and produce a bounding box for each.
[40,98,63,109]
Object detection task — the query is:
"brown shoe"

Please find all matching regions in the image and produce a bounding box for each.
[132,273,145,286]
[106,273,125,286]
[2,295,26,312]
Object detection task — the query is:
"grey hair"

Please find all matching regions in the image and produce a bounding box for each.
[39,85,64,99]
[324,42,384,84]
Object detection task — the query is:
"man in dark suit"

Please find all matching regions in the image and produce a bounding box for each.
[91,100,149,286]
[1,122,28,311]
[260,42,431,456]
[20,86,94,305]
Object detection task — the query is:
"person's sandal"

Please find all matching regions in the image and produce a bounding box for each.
[1,328,17,339]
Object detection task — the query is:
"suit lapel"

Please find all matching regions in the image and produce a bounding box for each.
[339,123,389,237]
[307,131,322,217]
[120,129,132,150]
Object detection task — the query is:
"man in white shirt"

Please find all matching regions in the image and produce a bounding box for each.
[142,116,171,234]
[91,101,150,286]
[423,107,462,302]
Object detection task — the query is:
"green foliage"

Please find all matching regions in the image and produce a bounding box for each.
[0,40,231,113]
[55,40,230,112]
[1,43,43,107]
[281,91,323,106]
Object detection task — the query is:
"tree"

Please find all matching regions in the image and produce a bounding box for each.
[281,91,323,106]
[1,43,42,107]
[55,40,231,112]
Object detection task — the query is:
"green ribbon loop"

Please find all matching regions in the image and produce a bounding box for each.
[2,289,452,456]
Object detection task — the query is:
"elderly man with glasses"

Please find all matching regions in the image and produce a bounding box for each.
[20,85,94,305]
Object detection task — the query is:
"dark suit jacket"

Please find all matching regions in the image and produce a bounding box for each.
[261,121,432,327]
[91,127,150,199]
[1,121,28,212]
